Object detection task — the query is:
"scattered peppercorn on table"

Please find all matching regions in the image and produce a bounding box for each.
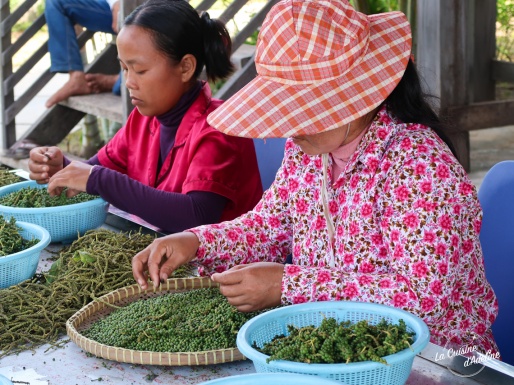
[0,212,513,385]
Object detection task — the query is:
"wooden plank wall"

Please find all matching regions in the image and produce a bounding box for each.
[0,0,15,150]
[417,0,514,171]
[417,0,474,170]
[120,0,144,121]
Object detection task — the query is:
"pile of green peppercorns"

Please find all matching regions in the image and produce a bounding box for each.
[0,215,39,256]
[84,287,266,352]
[0,167,21,188]
[255,317,415,364]
[0,187,97,208]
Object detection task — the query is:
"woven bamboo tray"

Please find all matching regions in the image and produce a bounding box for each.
[66,276,246,365]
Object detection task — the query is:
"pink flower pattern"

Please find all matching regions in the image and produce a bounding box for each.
[190,107,498,354]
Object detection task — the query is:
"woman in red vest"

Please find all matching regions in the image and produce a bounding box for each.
[28,0,263,233]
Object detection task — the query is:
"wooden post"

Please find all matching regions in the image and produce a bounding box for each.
[471,0,496,103]
[399,0,417,54]
[416,0,496,172]
[80,114,102,158]
[118,0,150,121]
[119,0,144,122]
[352,0,370,14]
[0,1,15,150]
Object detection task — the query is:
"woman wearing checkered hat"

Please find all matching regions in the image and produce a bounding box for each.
[133,0,498,355]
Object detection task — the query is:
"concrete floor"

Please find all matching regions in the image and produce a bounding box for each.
[469,126,514,188]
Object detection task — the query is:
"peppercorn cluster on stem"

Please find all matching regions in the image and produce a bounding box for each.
[0,167,21,188]
[0,187,97,208]
[256,317,415,364]
[84,288,265,352]
[0,229,195,358]
[0,215,39,256]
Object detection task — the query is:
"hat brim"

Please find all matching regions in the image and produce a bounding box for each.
[208,11,412,138]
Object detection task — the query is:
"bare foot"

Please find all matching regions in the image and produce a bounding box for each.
[85,73,119,93]
[46,71,92,108]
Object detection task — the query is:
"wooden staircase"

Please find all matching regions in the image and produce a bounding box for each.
[60,93,123,124]
[0,0,278,170]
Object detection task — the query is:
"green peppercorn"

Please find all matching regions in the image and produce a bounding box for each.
[0,167,22,187]
[0,187,97,208]
[83,288,269,353]
[257,316,415,365]
[0,215,39,256]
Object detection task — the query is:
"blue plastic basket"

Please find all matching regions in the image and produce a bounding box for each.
[0,180,108,243]
[237,301,430,385]
[0,221,51,288]
[198,373,341,385]
[0,374,13,385]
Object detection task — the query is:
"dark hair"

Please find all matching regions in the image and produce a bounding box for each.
[385,59,457,158]
[124,0,234,82]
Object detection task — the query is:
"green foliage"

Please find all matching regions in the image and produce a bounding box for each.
[245,29,259,46]
[497,0,514,61]
[497,0,514,27]
[209,79,226,95]
[367,0,397,13]
[9,0,45,33]
[350,0,399,13]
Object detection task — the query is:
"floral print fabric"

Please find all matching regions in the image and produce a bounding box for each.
[190,107,498,353]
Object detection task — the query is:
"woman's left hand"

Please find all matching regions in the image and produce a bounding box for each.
[47,161,93,197]
[211,262,284,312]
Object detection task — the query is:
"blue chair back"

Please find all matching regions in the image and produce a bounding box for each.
[478,160,514,365]
[253,138,287,191]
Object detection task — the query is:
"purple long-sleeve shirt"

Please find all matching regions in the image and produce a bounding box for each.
[65,82,228,234]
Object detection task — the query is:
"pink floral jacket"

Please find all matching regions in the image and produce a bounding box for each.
[190,107,498,352]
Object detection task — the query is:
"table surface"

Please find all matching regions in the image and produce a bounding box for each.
[1,214,514,385]
[2,337,514,385]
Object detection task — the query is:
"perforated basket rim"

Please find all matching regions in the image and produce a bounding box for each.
[0,374,13,385]
[236,301,430,374]
[66,277,246,366]
[198,373,341,385]
[0,180,107,213]
[0,221,51,264]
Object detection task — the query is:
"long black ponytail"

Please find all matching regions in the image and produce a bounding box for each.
[385,59,457,157]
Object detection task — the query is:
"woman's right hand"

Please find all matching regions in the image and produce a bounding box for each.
[132,232,200,290]
[28,146,64,184]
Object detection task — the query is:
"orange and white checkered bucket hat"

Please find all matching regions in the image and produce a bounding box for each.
[207,0,412,138]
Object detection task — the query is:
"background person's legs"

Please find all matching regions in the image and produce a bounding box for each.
[85,71,121,95]
[45,0,116,107]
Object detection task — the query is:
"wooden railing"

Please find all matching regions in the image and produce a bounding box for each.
[0,0,119,150]
[1,0,279,152]
[0,0,115,151]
